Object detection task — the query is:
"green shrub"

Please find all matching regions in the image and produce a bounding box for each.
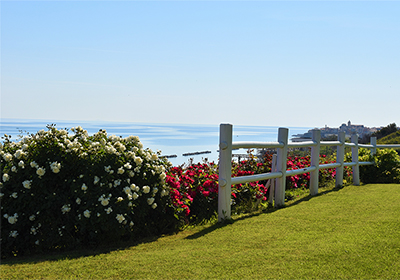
[1,125,179,258]
[345,147,400,184]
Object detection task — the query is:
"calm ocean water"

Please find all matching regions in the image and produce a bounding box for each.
[0,119,313,166]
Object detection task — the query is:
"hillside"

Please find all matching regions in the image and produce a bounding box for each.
[377,130,400,144]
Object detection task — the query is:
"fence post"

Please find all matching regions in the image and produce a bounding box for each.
[335,131,345,187]
[218,124,233,221]
[268,154,277,204]
[371,136,377,156]
[351,133,360,186]
[275,128,288,207]
[310,129,321,196]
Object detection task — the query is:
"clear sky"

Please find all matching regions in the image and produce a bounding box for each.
[1,1,399,128]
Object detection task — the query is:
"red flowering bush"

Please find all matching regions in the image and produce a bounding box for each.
[166,151,352,224]
[166,162,219,224]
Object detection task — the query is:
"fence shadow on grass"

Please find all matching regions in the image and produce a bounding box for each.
[184,184,347,240]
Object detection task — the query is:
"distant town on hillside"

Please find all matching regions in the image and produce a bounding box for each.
[292,121,381,142]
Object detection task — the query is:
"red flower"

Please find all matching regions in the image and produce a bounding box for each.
[202,191,210,197]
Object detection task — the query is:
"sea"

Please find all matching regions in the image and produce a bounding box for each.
[0,119,313,166]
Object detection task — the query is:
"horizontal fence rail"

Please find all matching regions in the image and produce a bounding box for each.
[232,142,284,149]
[218,123,400,221]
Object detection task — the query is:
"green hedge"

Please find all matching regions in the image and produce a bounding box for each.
[346,147,400,184]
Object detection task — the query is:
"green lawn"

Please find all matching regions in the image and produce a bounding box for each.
[2,184,400,279]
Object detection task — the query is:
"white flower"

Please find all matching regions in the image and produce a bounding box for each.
[117,167,125,174]
[94,176,100,184]
[105,207,113,214]
[123,187,132,195]
[76,198,81,204]
[61,204,71,214]
[36,167,46,177]
[22,180,32,189]
[134,156,143,165]
[152,187,158,194]
[132,192,139,200]
[161,189,169,197]
[116,214,125,223]
[114,179,121,187]
[9,230,18,238]
[152,203,157,209]
[8,213,18,224]
[18,160,25,168]
[83,210,91,218]
[35,240,40,245]
[30,227,37,235]
[143,186,150,194]
[15,150,24,159]
[130,221,134,227]
[29,215,36,221]
[81,183,88,191]
[3,214,9,218]
[11,192,18,199]
[2,173,10,182]
[11,166,17,172]
[3,153,13,162]
[151,154,158,161]
[101,199,109,206]
[114,141,126,152]
[159,173,166,180]
[50,161,61,173]
[124,162,132,169]
[117,197,123,202]
[147,197,155,205]
[30,161,38,168]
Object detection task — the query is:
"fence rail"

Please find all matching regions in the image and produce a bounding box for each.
[218,123,400,221]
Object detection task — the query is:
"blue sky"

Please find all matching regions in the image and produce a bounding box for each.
[1,1,399,128]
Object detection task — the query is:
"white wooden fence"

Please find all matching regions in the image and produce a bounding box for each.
[218,123,400,221]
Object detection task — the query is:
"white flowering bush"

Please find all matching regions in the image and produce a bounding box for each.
[1,125,178,258]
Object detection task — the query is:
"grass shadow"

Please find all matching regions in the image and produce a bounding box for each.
[184,184,347,240]
[285,184,346,208]
[1,234,165,265]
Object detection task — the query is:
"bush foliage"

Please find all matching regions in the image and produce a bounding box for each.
[1,125,177,258]
[347,147,400,184]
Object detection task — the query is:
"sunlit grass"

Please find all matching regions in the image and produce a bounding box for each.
[2,184,399,279]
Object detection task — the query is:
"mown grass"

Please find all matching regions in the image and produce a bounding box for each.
[1,184,400,279]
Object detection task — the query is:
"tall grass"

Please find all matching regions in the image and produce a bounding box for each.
[2,184,399,279]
